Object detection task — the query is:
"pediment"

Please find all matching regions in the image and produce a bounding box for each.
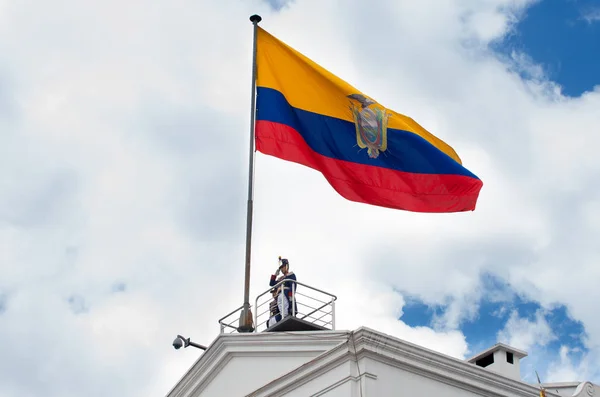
[165,330,350,397]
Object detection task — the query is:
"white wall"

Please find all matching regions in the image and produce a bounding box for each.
[361,358,485,397]
[197,352,319,397]
[246,355,529,397]
[281,361,360,397]
[482,350,521,380]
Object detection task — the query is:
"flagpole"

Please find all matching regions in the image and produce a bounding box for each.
[238,13,262,333]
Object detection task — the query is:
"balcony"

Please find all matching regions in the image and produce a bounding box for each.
[218,279,337,334]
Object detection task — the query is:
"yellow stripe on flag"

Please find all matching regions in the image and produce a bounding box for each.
[256,27,463,164]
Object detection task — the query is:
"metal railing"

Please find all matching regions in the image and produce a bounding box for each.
[218,280,337,334]
[218,304,246,334]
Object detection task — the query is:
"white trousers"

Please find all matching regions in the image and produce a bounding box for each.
[268,316,278,327]
[278,293,289,319]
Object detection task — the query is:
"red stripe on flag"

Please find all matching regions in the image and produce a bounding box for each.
[255,120,482,213]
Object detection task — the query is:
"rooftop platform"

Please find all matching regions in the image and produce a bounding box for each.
[264,315,328,332]
[218,280,337,335]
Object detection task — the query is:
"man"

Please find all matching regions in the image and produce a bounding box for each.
[267,288,281,328]
[269,257,298,318]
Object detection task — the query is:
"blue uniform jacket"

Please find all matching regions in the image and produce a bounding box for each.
[269,271,298,315]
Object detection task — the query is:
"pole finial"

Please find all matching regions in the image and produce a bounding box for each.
[250,14,262,24]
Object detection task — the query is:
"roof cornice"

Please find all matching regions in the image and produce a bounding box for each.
[353,327,541,396]
[247,327,548,397]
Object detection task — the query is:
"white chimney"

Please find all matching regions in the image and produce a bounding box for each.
[467,343,528,380]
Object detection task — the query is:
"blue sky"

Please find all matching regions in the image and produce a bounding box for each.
[400,272,588,381]
[492,0,600,96]
[266,0,294,11]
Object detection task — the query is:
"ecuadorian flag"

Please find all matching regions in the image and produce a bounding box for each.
[254,27,483,213]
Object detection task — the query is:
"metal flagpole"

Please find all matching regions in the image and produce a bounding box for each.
[238,14,262,333]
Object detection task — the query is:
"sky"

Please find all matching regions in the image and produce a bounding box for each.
[0,0,599,396]
[492,0,600,97]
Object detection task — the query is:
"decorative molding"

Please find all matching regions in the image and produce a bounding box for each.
[310,373,377,397]
[574,382,596,397]
[352,327,542,396]
[587,383,595,396]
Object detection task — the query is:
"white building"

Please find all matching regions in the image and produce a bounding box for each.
[166,281,599,397]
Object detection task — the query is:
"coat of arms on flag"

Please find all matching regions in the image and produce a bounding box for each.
[348,93,391,159]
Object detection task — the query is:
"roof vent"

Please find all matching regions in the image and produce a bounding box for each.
[467,343,527,380]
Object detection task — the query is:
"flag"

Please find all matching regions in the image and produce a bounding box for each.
[254,27,483,213]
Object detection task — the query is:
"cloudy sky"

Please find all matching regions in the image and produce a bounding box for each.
[1,0,599,395]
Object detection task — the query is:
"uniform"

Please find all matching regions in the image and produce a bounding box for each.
[269,270,298,318]
[267,291,281,327]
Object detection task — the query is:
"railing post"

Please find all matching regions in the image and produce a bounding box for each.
[331,298,336,330]
[254,298,259,332]
[292,282,296,316]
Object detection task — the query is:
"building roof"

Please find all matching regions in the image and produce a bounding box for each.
[166,327,545,397]
[249,327,543,397]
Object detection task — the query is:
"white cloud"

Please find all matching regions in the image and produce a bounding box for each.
[497,309,556,352]
[1,0,600,395]
[581,7,600,24]
[546,346,600,382]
